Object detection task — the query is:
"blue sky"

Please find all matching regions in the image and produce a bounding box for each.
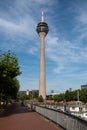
[0,0,87,94]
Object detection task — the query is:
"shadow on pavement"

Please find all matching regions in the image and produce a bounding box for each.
[0,102,33,117]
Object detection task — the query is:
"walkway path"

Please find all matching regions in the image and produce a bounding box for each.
[0,102,61,130]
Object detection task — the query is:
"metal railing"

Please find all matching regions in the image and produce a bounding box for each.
[25,103,87,130]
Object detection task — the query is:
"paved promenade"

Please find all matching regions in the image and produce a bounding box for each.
[0,102,61,130]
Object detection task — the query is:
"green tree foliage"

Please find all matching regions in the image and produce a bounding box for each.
[80,89,87,102]
[53,88,87,102]
[17,93,32,101]
[0,51,21,78]
[3,78,20,99]
[65,90,73,101]
[38,95,44,102]
[0,51,21,99]
[47,95,53,100]
[53,93,65,102]
[53,95,58,102]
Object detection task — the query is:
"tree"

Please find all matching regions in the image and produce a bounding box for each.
[53,93,64,102]
[53,95,58,102]
[0,51,21,78]
[38,95,44,102]
[52,88,87,103]
[80,88,87,102]
[0,51,21,99]
[3,78,20,99]
[65,90,74,101]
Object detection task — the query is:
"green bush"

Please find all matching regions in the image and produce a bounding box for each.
[38,95,44,102]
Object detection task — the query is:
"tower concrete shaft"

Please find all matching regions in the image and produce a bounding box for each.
[39,32,46,99]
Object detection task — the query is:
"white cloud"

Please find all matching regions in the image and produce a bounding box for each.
[0,0,87,87]
[28,47,38,54]
[0,18,24,34]
[0,0,39,37]
[0,0,54,52]
[0,16,36,38]
[78,12,87,25]
[45,34,87,74]
[73,2,87,41]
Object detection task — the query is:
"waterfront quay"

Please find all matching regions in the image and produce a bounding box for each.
[0,102,61,130]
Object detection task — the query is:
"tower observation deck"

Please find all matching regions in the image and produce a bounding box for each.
[36,11,49,35]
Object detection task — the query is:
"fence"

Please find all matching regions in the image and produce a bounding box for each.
[25,103,87,130]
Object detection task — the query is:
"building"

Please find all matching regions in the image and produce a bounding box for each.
[26,90,29,95]
[18,91,26,95]
[36,11,49,99]
[81,84,87,89]
[19,90,38,95]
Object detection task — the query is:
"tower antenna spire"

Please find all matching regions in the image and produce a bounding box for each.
[41,10,44,22]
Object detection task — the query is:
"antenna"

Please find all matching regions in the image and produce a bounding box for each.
[41,10,44,22]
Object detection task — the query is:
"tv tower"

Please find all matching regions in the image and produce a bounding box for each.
[36,11,49,99]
